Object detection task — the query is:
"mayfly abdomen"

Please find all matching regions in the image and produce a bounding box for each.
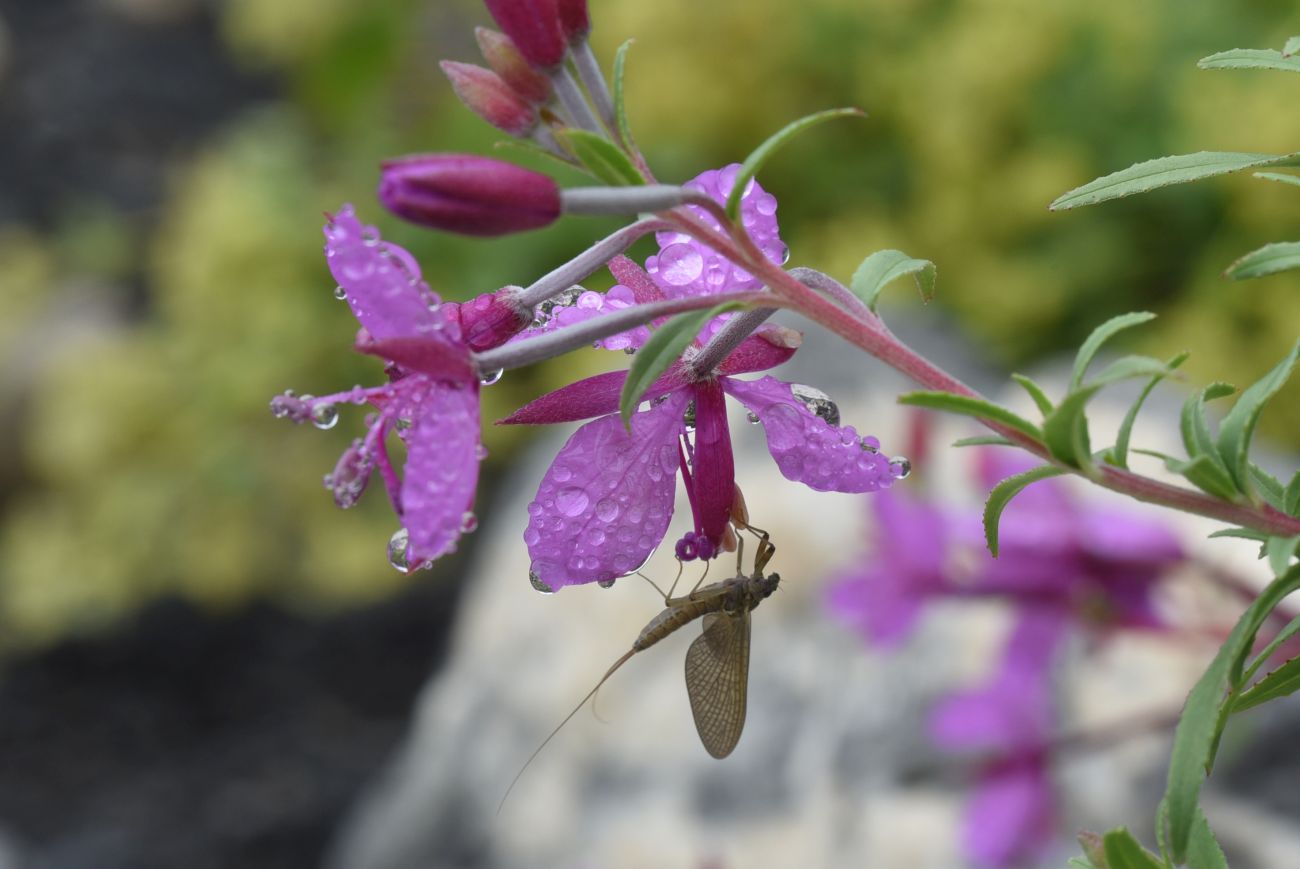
[633,595,718,651]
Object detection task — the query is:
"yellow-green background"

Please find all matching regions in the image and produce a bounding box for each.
[2,0,1296,647]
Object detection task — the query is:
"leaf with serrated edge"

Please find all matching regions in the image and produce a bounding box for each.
[1011,373,1053,416]
[612,40,636,151]
[1186,808,1228,869]
[1043,387,1097,470]
[1207,527,1271,543]
[725,108,864,220]
[555,129,645,186]
[1198,48,1300,73]
[1217,341,1300,495]
[1180,383,1236,479]
[1072,312,1157,390]
[1286,470,1300,516]
[1109,351,1188,470]
[1266,535,1300,578]
[1234,653,1300,714]
[897,392,1041,441]
[1102,827,1164,869]
[1249,465,1286,510]
[983,465,1065,556]
[849,250,937,312]
[1225,241,1300,280]
[1164,565,1300,862]
[1254,171,1300,187]
[618,302,743,428]
[1244,612,1300,684]
[1165,454,1241,501]
[1051,151,1300,210]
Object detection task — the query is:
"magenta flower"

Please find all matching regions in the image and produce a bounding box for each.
[378,154,561,237]
[271,205,523,569]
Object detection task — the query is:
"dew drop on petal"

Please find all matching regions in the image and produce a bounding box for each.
[460,511,479,533]
[476,444,489,461]
[555,486,590,517]
[595,498,619,522]
[790,384,841,427]
[598,578,616,589]
[311,403,339,430]
[657,243,704,287]
[746,411,760,424]
[861,435,881,453]
[387,528,411,574]
[529,569,555,594]
[480,368,504,386]
[890,457,912,479]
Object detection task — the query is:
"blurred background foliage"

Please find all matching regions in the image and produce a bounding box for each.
[0,0,1296,649]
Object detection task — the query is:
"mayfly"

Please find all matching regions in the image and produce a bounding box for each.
[499,530,780,811]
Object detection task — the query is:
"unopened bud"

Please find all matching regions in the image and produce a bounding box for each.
[475,27,552,105]
[458,288,532,352]
[379,153,561,237]
[482,0,565,69]
[440,61,538,137]
[557,0,589,40]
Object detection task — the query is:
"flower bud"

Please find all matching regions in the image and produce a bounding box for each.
[475,27,552,105]
[440,61,538,137]
[458,288,532,352]
[379,153,561,237]
[557,0,589,40]
[482,0,565,69]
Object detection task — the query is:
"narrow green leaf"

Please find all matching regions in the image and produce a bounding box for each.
[1164,565,1300,862]
[1156,797,1173,865]
[1090,354,1175,388]
[555,129,645,186]
[1179,383,1236,482]
[983,465,1066,556]
[612,40,636,151]
[618,302,743,427]
[1207,526,1271,543]
[1102,828,1164,869]
[1072,312,1157,390]
[1224,241,1300,280]
[1051,151,1300,210]
[1249,465,1286,510]
[1011,373,1054,416]
[1285,36,1300,57]
[1164,454,1242,501]
[1042,387,1097,470]
[1068,860,1098,869]
[1198,48,1300,73]
[1233,653,1300,713]
[1266,535,1300,577]
[1253,171,1300,187]
[1078,831,1108,867]
[952,435,1016,448]
[1285,470,1300,515]
[849,249,937,312]
[897,392,1042,441]
[1244,611,1300,683]
[725,108,865,220]
[1109,351,1189,470]
[1216,340,1300,495]
[1186,808,1228,869]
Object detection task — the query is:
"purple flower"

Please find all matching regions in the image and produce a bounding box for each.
[378,154,561,237]
[271,205,520,569]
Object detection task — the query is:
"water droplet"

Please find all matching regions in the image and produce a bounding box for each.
[889,457,912,479]
[529,570,555,594]
[460,511,478,533]
[860,435,881,453]
[597,578,616,589]
[333,285,348,300]
[555,486,590,517]
[657,243,704,286]
[480,368,504,386]
[594,499,619,522]
[552,466,572,482]
[746,411,761,424]
[790,384,840,427]
[476,444,489,461]
[682,400,697,432]
[311,403,339,430]
[387,528,411,573]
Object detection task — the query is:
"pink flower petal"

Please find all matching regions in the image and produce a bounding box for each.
[399,382,482,562]
[962,762,1056,867]
[524,391,689,590]
[715,328,800,376]
[324,204,450,343]
[722,375,896,493]
[354,333,473,383]
[499,366,690,425]
[608,254,666,304]
[689,380,735,546]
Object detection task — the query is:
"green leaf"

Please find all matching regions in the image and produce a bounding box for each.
[1253,171,1300,187]
[849,249,937,312]
[1216,341,1300,496]
[1163,565,1300,862]
[952,435,1016,448]
[1051,151,1300,210]
[618,302,743,427]
[1108,351,1189,470]
[1068,861,1099,869]
[1207,526,1271,543]
[1078,831,1108,867]
[1249,464,1286,511]
[1179,383,1236,483]
[725,108,865,220]
[1224,241,1300,280]
[1285,36,1300,57]
[1285,470,1300,515]
[612,40,636,151]
[983,465,1066,556]
[1011,373,1054,416]
[1198,48,1300,73]
[1089,355,1176,387]
[554,129,645,186]
[1244,611,1300,683]
[1164,454,1242,501]
[1102,828,1164,869]
[1072,312,1157,390]
[1266,535,1300,577]
[1156,797,1173,864]
[1042,387,1097,470]
[897,392,1042,441]
[1186,808,1228,869]
[1234,653,1300,713]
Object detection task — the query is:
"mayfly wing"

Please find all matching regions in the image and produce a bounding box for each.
[683,610,751,759]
